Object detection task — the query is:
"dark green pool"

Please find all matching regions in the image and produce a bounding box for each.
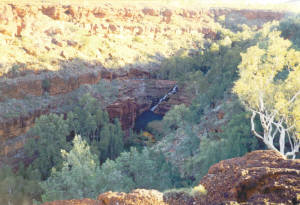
[134,111,163,131]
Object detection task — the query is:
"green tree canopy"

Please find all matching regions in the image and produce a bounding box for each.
[233,30,300,158]
[41,135,99,202]
[0,166,42,205]
[67,94,124,162]
[25,114,71,179]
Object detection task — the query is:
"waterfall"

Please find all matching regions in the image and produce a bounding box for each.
[150,85,178,112]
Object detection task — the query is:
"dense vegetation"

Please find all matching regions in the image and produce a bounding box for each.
[1,12,300,204]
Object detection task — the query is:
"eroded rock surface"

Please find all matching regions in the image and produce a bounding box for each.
[41,198,99,205]
[198,150,300,204]
[42,189,167,205]
[97,189,167,205]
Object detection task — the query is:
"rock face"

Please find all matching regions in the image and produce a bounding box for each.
[41,198,99,205]
[0,74,178,167]
[198,150,300,204]
[97,189,167,205]
[42,189,167,205]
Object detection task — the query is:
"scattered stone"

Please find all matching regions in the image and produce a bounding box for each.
[52,38,63,47]
[67,40,78,47]
[142,8,158,16]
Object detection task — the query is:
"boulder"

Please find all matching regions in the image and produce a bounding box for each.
[42,6,65,20]
[41,198,99,205]
[41,189,166,205]
[97,189,167,205]
[142,8,159,16]
[198,150,300,204]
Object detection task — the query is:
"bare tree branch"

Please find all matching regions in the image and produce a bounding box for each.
[251,111,264,140]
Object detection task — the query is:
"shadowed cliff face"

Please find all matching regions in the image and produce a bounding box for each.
[40,150,300,205]
[0,72,180,167]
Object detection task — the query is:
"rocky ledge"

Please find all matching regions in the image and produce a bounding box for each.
[41,150,300,205]
[199,150,300,204]
[42,189,167,205]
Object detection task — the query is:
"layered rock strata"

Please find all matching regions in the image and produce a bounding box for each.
[0,72,178,166]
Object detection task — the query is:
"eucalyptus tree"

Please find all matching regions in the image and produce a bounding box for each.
[25,114,71,179]
[41,135,99,202]
[233,30,300,158]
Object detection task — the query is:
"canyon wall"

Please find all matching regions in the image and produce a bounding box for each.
[0,71,178,167]
[0,3,287,166]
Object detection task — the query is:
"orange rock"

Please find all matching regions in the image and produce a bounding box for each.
[142,8,159,16]
[51,38,63,47]
[162,9,172,18]
[14,6,27,18]
[198,150,300,204]
[106,98,138,130]
[93,8,106,18]
[217,111,225,120]
[42,6,64,20]
[0,5,14,24]
[108,24,117,33]
[97,189,167,205]
[41,189,166,205]
[42,198,99,205]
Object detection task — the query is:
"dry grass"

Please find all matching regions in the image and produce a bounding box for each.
[0,0,214,74]
[1,0,299,12]
[0,0,298,75]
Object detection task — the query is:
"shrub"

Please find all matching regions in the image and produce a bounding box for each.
[191,184,207,196]
[42,78,51,93]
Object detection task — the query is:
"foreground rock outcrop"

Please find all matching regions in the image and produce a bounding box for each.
[198,150,300,204]
[97,189,167,205]
[42,189,167,205]
[41,150,300,205]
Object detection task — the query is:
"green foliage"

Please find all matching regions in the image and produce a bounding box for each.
[163,104,191,130]
[100,147,181,192]
[184,104,260,183]
[41,137,181,202]
[157,26,258,125]
[98,119,124,162]
[42,78,51,93]
[156,52,199,81]
[146,120,165,141]
[41,135,99,201]
[94,80,119,104]
[110,147,182,191]
[0,165,42,205]
[68,93,124,162]
[280,14,300,49]
[233,28,300,157]
[25,113,71,179]
[25,94,124,180]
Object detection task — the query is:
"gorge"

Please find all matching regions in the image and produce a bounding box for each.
[0,1,299,204]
